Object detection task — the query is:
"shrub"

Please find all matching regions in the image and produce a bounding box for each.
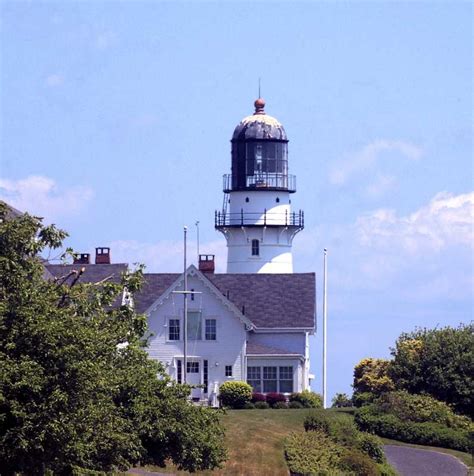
[243,402,255,409]
[254,401,269,409]
[378,462,400,476]
[266,392,286,407]
[218,381,252,409]
[289,390,323,408]
[355,405,472,452]
[251,392,266,403]
[304,411,331,433]
[326,414,360,448]
[353,391,377,407]
[284,431,343,476]
[353,358,395,396]
[357,432,386,463]
[288,401,304,409]
[376,391,473,430]
[273,401,288,409]
[339,449,380,476]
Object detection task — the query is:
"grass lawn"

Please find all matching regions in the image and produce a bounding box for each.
[143,409,311,476]
[135,408,473,475]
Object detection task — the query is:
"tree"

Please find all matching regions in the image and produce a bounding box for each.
[331,393,352,408]
[389,324,474,417]
[0,204,227,474]
[353,358,394,396]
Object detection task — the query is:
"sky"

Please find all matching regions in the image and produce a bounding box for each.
[1,1,472,400]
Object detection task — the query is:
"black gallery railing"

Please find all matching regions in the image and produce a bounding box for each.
[215,209,304,228]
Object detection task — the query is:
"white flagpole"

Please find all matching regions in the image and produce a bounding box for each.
[323,248,328,409]
[183,226,188,384]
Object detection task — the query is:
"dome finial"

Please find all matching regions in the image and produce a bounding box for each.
[254,97,265,115]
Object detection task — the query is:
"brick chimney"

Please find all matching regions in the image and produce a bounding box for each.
[95,247,111,264]
[199,254,215,274]
[73,253,90,264]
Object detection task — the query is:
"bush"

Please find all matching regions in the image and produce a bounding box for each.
[355,405,472,452]
[339,449,380,476]
[353,392,377,407]
[357,432,386,463]
[273,401,288,409]
[304,411,331,433]
[218,381,252,409]
[251,392,266,403]
[326,414,360,448]
[284,431,343,476]
[288,401,304,409]
[243,402,255,409]
[289,390,323,408]
[376,391,472,430]
[266,392,286,407]
[254,401,269,409]
[378,462,400,476]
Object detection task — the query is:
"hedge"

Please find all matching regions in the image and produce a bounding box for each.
[218,381,252,409]
[289,390,323,408]
[355,405,472,452]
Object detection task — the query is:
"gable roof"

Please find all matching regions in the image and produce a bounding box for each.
[45,263,128,285]
[135,271,315,330]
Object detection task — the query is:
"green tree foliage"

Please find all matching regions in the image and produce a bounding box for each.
[0,205,227,474]
[331,392,353,408]
[289,389,323,408]
[389,324,474,417]
[353,358,395,396]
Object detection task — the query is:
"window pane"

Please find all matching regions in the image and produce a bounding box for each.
[279,380,293,393]
[187,361,199,373]
[263,366,277,393]
[205,319,216,340]
[247,366,261,380]
[169,319,180,340]
[225,365,233,377]
[248,380,261,392]
[187,311,201,340]
[279,366,293,380]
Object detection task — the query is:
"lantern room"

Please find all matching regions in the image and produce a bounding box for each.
[224,98,296,193]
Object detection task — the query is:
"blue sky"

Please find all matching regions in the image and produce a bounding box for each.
[1,1,472,400]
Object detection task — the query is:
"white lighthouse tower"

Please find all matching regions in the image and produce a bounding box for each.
[215,98,304,273]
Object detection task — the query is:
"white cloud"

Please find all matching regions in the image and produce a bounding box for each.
[356,191,474,253]
[45,73,64,87]
[365,174,396,198]
[109,238,227,273]
[0,176,94,222]
[329,139,423,186]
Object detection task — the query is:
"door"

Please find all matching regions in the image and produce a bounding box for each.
[186,360,202,400]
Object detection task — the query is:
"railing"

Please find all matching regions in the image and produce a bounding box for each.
[215,209,304,228]
[223,173,296,193]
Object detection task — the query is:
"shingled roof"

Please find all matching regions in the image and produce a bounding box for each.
[247,342,302,356]
[45,263,128,285]
[134,271,315,330]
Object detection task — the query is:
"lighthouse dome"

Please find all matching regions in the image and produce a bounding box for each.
[232,98,288,142]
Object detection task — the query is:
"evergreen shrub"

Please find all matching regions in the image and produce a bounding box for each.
[288,401,304,409]
[218,381,252,409]
[266,392,286,407]
[289,390,323,408]
[273,401,288,409]
[254,401,269,409]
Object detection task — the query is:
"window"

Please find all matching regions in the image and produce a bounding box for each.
[177,359,182,384]
[187,311,201,340]
[225,365,233,377]
[203,360,208,393]
[187,361,199,373]
[191,288,195,301]
[245,197,249,203]
[205,319,217,340]
[263,366,277,393]
[169,319,180,340]
[247,366,261,392]
[251,239,259,256]
[279,366,294,393]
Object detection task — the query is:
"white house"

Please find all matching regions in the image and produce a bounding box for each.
[133,259,315,402]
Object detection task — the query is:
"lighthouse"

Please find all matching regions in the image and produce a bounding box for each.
[215,98,304,273]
